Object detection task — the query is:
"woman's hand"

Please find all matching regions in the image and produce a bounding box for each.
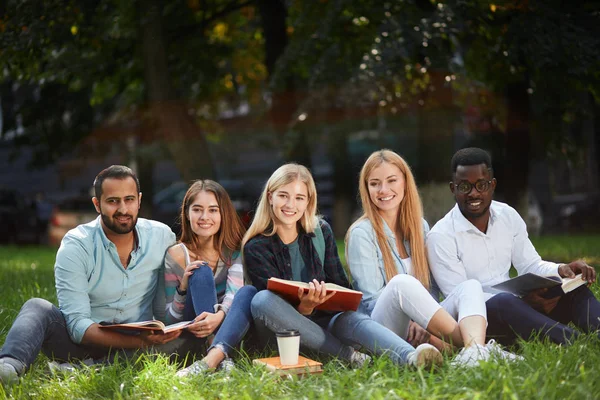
[407,320,430,347]
[297,279,336,316]
[179,261,206,291]
[187,311,225,338]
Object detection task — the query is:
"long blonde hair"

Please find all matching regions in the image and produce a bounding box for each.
[242,163,318,249]
[346,149,430,289]
[179,180,246,265]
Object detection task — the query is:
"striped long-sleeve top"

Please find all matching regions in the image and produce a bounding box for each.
[163,243,244,324]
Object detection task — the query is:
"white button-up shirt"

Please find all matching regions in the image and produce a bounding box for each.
[426,201,559,301]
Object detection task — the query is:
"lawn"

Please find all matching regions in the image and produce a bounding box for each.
[1,236,600,399]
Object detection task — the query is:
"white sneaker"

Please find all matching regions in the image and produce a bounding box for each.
[486,339,524,362]
[0,359,19,386]
[451,344,490,367]
[407,343,443,369]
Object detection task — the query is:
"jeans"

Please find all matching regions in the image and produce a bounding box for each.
[486,285,600,345]
[251,290,415,366]
[183,265,256,357]
[372,275,487,338]
[0,298,206,375]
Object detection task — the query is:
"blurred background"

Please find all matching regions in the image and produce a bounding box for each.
[0,0,599,244]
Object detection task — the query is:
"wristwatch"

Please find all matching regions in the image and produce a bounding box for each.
[176,285,187,296]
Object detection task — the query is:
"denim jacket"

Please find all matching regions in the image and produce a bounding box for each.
[346,217,441,316]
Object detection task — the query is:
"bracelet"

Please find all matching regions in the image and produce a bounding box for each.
[176,285,187,296]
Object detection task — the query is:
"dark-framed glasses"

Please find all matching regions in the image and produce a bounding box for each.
[453,180,493,194]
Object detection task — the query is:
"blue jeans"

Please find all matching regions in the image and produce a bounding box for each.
[486,285,600,345]
[183,265,256,357]
[0,298,205,375]
[250,290,415,366]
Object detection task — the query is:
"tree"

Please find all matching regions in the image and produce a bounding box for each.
[1,0,271,216]
[273,0,600,212]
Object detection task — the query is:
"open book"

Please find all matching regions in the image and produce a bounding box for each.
[99,319,193,334]
[491,273,585,298]
[253,355,323,376]
[267,277,363,312]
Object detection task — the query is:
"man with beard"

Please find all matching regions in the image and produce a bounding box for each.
[0,166,194,385]
[426,148,600,346]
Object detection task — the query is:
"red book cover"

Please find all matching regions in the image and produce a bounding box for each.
[267,277,363,312]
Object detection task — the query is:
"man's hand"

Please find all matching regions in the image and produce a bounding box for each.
[523,288,561,315]
[187,311,225,338]
[558,260,596,284]
[297,280,336,316]
[140,330,181,347]
[407,320,430,347]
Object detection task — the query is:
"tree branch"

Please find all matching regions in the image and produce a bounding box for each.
[203,0,256,28]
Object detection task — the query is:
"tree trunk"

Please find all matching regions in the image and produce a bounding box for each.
[139,0,215,213]
[503,80,531,215]
[257,0,308,164]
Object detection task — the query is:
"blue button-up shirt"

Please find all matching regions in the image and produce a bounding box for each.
[54,216,176,343]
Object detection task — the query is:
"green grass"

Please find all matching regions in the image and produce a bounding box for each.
[1,237,600,399]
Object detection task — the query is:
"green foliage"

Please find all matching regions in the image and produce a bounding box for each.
[1,240,600,398]
[0,0,266,167]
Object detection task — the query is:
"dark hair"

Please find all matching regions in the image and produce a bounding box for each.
[93,165,140,199]
[179,180,246,266]
[451,147,493,176]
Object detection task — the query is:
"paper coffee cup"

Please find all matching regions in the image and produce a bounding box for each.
[276,329,300,366]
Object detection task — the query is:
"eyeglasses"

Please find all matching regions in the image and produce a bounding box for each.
[453,180,493,194]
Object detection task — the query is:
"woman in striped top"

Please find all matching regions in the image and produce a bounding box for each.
[164,180,257,376]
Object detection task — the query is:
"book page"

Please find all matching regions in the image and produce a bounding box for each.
[269,277,360,294]
[164,320,193,332]
[561,274,584,292]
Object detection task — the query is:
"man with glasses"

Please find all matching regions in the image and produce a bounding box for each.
[427,147,600,346]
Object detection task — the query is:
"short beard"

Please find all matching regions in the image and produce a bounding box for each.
[100,211,137,234]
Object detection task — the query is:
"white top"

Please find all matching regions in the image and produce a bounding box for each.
[426,201,560,301]
[401,257,413,275]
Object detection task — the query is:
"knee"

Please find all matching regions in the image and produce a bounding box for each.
[388,274,420,292]
[22,298,54,313]
[250,290,276,317]
[237,285,258,301]
[239,285,258,296]
[457,279,484,294]
[188,265,214,287]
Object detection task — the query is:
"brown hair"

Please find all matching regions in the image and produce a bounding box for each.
[347,149,430,288]
[179,180,246,265]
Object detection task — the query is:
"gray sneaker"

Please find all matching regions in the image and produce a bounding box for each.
[0,359,19,386]
[176,360,211,378]
[349,350,372,368]
[48,358,99,375]
[217,358,236,375]
[407,343,443,369]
